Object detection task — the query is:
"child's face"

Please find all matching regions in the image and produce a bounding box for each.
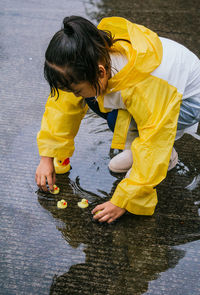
[67,81,97,98]
[60,64,109,98]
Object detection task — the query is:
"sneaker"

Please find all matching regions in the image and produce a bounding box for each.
[54,157,70,174]
[168,147,178,171]
[108,149,133,173]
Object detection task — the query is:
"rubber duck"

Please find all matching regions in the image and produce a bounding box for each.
[77,198,89,208]
[57,199,67,209]
[94,210,102,215]
[54,157,70,174]
[50,184,60,195]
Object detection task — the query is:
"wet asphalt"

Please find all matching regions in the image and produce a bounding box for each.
[0,0,200,294]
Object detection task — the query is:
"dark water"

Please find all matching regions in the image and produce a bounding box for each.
[0,0,200,294]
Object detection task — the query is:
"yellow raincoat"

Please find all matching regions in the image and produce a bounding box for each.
[37,17,182,215]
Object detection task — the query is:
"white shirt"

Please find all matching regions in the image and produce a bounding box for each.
[104,38,200,135]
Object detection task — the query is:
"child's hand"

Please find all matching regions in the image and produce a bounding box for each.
[92,201,126,223]
[35,156,56,192]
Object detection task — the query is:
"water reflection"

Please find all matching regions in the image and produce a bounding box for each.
[38,172,200,295]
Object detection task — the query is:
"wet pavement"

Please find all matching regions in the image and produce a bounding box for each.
[0,0,200,294]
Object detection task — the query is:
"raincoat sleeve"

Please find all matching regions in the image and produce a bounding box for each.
[37,90,88,159]
[110,81,182,215]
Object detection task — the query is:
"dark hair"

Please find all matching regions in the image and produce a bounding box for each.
[44,15,116,98]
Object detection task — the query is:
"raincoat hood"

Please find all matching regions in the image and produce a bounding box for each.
[97,17,163,93]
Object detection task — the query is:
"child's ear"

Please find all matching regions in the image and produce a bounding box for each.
[98,64,107,78]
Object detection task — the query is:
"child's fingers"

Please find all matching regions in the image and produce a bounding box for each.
[98,214,110,222]
[35,171,41,186]
[93,209,105,220]
[36,174,41,189]
[107,218,114,224]
[92,204,105,214]
[41,175,48,191]
[47,174,54,191]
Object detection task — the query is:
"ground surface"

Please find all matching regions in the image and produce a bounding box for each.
[0,0,200,294]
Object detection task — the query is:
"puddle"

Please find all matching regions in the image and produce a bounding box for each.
[0,0,200,294]
[186,174,200,191]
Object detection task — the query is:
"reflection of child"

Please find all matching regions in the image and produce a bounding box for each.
[35,16,200,223]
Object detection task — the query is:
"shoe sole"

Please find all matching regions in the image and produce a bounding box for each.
[108,165,130,173]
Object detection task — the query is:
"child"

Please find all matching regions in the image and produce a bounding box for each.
[35,15,200,223]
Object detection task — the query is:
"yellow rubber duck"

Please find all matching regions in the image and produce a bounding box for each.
[94,210,102,215]
[50,184,60,195]
[54,157,70,174]
[57,199,67,209]
[77,198,89,208]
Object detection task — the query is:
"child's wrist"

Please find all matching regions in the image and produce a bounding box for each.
[41,156,53,162]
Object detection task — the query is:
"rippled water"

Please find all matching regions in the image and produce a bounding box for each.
[0,0,200,294]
